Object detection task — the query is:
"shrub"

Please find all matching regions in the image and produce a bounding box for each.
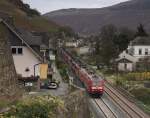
[130,88,150,105]
[115,79,124,86]
[4,96,64,118]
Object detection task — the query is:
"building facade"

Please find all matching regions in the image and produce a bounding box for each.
[117,36,150,72]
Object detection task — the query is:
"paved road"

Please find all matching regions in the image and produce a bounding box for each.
[29,62,69,97]
[49,62,69,96]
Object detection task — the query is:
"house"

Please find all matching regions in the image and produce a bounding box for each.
[0,18,49,78]
[75,46,90,55]
[65,41,78,47]
[117,36,150,71]
[116,51,137,71]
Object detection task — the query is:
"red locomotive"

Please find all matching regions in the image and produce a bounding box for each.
[60,48,104,96]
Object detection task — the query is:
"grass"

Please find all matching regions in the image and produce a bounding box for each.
[130,88,150,113]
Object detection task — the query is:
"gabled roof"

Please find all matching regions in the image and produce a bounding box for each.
[117,58,133,63]
[17,28,43,46]
[0,18,43,61]
[130,36,150,46]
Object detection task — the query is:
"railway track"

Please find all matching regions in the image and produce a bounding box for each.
[61,48,149,118]
[94,98,118,118]
[104,83,150,118]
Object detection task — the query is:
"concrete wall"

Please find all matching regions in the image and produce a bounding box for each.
[12,46,40,77]
[118,63,133,71]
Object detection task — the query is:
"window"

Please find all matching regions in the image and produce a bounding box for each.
[11,47,23,55]
[18,48,23,54]
[139,49,142,55]
[12,48,16,54]
[124,63,127,70]
[145,48,148,55]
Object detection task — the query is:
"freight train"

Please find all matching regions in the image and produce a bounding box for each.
[60,48,104,96]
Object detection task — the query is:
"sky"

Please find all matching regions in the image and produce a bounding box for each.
[23,0,129,14]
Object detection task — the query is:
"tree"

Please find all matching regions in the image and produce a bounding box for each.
[114,27,135,53]
[135,24,148,37]
[95,25,118,66]
[93,25,135,67]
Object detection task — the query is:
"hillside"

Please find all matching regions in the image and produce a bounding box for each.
[0,0,59,32]
[44,0,150,35]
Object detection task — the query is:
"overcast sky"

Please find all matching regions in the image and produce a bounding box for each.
[23,0,129,14]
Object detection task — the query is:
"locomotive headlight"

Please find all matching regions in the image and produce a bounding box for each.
[92,87,96,89]
[98,87,103,90]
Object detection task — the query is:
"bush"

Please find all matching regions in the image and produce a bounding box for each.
[115,79,124,86]
[130,88,150,105]
[4,96,64,118]
[124,72,150,81]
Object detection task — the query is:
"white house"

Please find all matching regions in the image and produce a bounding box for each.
[117,36,150,71]
[65,41,78,47]
[117,51,137,71]
[0,19,48,78]
[76,46,90,55]
[128,37,150,59]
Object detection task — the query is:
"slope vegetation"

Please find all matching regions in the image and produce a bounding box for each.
[0,0,59,32]
[44,0,150,35]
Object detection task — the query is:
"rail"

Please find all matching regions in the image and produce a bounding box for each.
[104,83,149,118]
[61,48,150,118]
[94,98,118,118]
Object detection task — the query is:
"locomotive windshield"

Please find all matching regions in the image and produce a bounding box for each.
[92,75,101,86]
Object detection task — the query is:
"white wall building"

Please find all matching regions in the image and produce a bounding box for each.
[65,42,78,47]
[76,46,90,55]
[117,36,150,71]
[1,20,45,78]
[12,46,41,77]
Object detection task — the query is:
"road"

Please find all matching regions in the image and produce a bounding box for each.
[29,62,69,97]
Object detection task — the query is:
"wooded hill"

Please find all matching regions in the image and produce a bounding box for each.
[44,0,150,35]
[0,0,59,33]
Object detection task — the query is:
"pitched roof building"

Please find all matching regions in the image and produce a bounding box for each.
[0,18,49,78]
[117,36,150,71]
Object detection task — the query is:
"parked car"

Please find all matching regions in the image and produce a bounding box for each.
[47,82,58,89]
[40,82,58,89]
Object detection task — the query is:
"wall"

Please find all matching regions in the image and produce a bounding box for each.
[132,46,150,58]
[118,63,133,71]
[12,46,40,77]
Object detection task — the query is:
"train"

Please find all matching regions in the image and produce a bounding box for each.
[60,48,104,96]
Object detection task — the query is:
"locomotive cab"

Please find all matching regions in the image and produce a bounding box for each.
[89,75,104,95]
